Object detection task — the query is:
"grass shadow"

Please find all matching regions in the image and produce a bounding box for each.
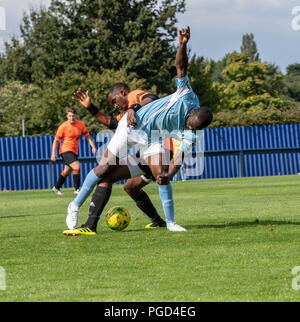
[184,220,300,230]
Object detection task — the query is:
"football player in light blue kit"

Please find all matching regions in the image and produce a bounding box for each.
[64,26,213,235]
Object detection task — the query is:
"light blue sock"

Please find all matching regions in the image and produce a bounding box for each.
[158,183,174,223]
[73,169,101,207]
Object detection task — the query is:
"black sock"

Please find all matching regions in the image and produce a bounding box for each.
[55,173,67,190]
[132,190,164,223]
[73,174,80,190]
[84,186,112,232]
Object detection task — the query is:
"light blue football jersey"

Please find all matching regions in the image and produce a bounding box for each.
[134,75,200,154]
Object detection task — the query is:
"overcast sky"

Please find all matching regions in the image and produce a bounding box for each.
[0,0,299,73]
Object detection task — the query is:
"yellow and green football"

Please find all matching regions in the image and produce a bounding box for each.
[105,206,130,231]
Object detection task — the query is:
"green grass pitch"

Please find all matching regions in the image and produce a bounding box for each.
[1,175,300,302]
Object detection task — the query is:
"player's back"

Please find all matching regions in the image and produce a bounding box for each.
[135,75,199,136]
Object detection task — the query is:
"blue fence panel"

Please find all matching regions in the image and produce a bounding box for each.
[1,124,300,190]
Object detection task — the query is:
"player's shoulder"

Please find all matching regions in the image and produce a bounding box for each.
[129,89,147,96]
[128,89,150,105]
[75,120,86,128]
[58,120,68,130]
[176,74,190,87]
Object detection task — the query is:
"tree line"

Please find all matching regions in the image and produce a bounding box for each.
[0,0,299,137]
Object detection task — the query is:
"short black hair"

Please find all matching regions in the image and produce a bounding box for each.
[194,107,213,129]
[108,82,130,97]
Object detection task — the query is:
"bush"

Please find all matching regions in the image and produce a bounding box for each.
[210,105,300,128]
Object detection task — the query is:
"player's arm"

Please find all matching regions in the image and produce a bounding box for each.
[175,26,190,78]
[157,133,195,184]
[51,138,59,162]
[86,135,97,155]
[127,93,159,127]
[72,89,116,129]
[169,149,185,178]
[156,150,184,185]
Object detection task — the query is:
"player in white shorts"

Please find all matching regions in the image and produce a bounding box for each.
[63,26,213,235]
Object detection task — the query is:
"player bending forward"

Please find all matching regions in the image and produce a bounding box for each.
[63,26,213,235]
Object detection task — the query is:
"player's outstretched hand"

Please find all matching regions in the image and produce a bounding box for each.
[72,88,91,109]
[127,109,138,127]
[179,26,190,44]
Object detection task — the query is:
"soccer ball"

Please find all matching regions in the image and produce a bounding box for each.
[105,206,130,231]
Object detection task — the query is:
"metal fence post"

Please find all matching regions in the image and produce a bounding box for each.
[239,151,244,177]
[48,161,53,189]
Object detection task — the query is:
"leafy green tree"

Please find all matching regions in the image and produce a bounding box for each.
[213,51,283,111]
[240,33,259,62]
[0,0,185,93]
[209,54,229,83]
[210,105,300,128]
[0,81,41,137]
[283,63,300,103]
[286,63,300,76]
[187,55,219,112]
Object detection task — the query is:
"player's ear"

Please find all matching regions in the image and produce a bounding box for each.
[120,90,127,97]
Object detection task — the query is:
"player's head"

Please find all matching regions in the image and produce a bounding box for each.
[185,107,213,130]
[108,83,130,111]
[66,107,77,124]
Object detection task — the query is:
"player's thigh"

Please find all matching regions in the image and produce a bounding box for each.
[69,160,80,171]
[146,153,166,179]
[94,149,119,177]
[100,165,132,184]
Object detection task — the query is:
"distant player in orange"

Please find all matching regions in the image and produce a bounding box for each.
[51,107,97,195]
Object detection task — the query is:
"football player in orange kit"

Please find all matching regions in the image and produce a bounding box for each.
[51,107,97,195]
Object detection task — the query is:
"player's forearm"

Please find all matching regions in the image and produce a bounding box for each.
[94,111,113,128]
[51,140,59,156]
[85,102,116,128]
[175,43,188,78]
[168,150,185,178]
[86,135,96,150]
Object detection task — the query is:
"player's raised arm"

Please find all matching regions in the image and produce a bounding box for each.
[175,26,190,78]
[72,89,113,128]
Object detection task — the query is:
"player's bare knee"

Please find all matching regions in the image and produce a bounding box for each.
[123,182,135,197]
[94,164,110,177]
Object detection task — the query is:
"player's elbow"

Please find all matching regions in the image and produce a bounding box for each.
[176,66,187,79]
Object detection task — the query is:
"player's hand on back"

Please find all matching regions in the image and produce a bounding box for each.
[72,88,92,109]
[179,26,190,44]
[127,109,138,127]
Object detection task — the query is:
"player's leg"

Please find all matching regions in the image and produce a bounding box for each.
[66,116,138,229]
[147,154,175,223]
[72,148,117,208]
[66,150,117,229]
[77,152,165,233]
[52,164,72,195]
[123,177,166,228]
[64,165,132,234]
[147,151,186,232]
[81,181,112,232]
[69,160,80,194]
[71,113,132,210]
